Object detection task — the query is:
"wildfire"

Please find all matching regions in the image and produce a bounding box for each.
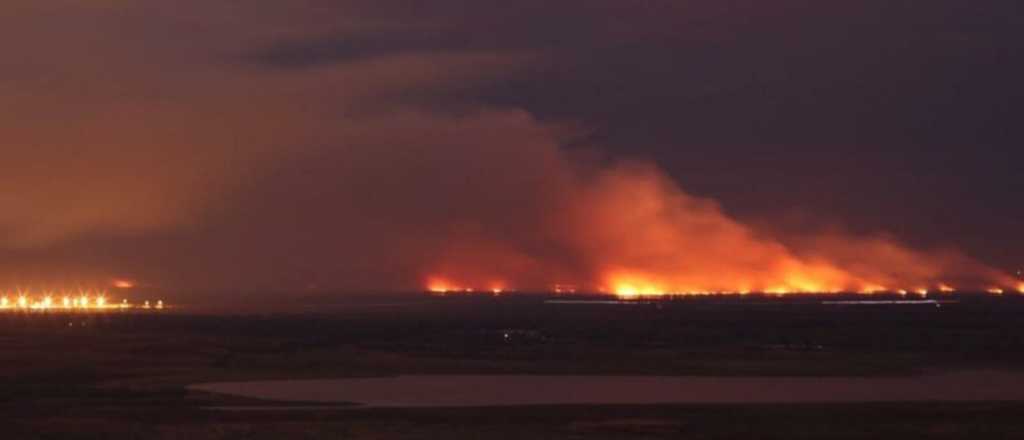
[426,278,454,293]
[605,272,665,297]
[415,161,1021,303]
[613,284,665,298]
[553,284,578,294]
[860,285,888,295]
[420,276,1024,298]
[426,277,512,295]
[426,277,473,294]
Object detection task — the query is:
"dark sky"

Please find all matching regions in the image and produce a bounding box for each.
[1,1,1021,293]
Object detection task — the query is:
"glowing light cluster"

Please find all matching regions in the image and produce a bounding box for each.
[0,288,165,312]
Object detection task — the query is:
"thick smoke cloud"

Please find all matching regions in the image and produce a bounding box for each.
[0,1,1018,293]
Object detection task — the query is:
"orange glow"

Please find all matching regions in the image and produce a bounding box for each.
[1018,283,1024,294]
[426,277,452,293]
[987,288,1005,295]
[607,272,666,297]
[113,280,135,289]
[612,284,664,298]
[426,277,472,294]
[938,284,955,293]
[426,276,505,294]
[553,284,578,294]
[860,285,888,295]
[429,282,451,293]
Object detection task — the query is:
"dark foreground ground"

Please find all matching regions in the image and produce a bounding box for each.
[2,292,1024,439]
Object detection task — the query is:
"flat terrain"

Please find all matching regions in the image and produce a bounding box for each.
[2,293,1024,438]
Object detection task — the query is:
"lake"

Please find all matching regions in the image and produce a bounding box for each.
[190,371,1024,408]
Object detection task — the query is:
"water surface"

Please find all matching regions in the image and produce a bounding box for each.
[191,371,1024,408]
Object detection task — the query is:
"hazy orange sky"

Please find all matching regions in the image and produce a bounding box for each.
[1,1,1021,293]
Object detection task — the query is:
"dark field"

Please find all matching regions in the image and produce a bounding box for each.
[2,293,1024,439]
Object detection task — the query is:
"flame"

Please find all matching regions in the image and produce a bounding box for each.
[426,277,470,294]
[427,277,454,293]
[612,284,664,298]
[938,284,955,293]
[987,288,1005,295]
[427,276,506,294]
[860,285,888,295]
[607,271,666,297]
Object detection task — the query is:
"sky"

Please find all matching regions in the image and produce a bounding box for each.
[1,1,1021,294]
